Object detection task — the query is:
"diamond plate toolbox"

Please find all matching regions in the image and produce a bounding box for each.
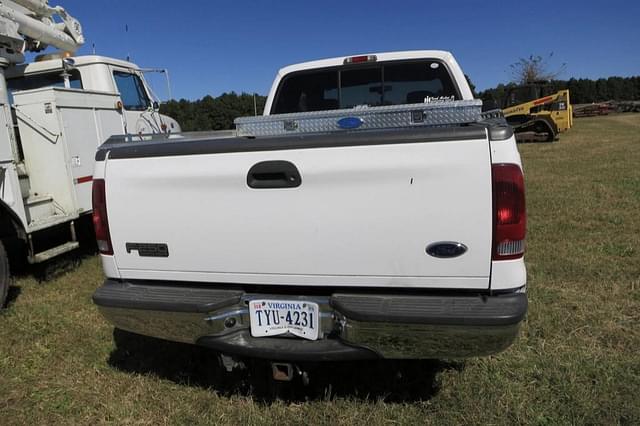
[234,100,483,137]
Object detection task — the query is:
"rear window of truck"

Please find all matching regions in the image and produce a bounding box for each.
[7,70,83,102]
[272,60,460,114]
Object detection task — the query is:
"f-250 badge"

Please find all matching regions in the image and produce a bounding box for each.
[125,243,169,257]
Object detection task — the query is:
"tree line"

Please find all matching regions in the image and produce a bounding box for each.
[160,76,640,132]
[478,76,640,106]
[160,93,266,132]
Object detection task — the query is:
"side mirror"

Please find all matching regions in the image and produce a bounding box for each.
[152,101,160,111]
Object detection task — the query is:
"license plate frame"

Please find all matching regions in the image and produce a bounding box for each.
[248,299,319,341]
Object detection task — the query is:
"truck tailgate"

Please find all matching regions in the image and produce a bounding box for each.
[103,127,493,289]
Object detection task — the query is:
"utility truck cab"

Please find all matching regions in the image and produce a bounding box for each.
[0,1,180,307]
[6,55,180,134]
[92,51,527,373]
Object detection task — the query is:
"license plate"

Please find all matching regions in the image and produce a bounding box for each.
[248,299,319,340]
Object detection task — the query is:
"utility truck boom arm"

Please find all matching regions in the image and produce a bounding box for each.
[0,0,83,58]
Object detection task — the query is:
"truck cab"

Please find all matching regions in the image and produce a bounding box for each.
[6,55,180,134]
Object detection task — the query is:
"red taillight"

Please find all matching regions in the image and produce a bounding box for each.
[492,164,526,260]
[344,55,377,64]
[92,179,113,255]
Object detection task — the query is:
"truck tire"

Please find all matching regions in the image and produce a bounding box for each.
[0,241,10,308]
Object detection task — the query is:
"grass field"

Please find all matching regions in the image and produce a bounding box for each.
[1,114,639,425]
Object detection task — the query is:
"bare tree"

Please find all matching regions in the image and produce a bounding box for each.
[510,53,566,84]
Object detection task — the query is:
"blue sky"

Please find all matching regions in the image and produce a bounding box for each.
[61,0,638,100]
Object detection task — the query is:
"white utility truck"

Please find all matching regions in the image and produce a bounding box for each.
[0,1,178,306]
[92,51,527,380]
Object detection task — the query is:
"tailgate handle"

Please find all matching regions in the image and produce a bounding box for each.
[247,160,301,189]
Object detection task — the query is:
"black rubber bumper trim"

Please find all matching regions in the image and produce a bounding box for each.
[96,125,487,161]
[330,293,527,326]
[92,279,243,313]
[197,330,379,362]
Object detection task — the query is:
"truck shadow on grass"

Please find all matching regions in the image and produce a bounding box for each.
[108,328,463,402]
[4,238,98,308]
[3,255,80,309]
[3,285,21,308]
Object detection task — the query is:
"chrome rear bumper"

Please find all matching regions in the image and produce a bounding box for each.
[94,280,526,361]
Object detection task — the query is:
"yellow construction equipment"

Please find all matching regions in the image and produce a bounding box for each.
[502,83,573,142]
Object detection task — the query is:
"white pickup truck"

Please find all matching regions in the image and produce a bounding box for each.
[92,51,527,365]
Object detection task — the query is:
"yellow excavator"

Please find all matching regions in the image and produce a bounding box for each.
[501,83,573,142]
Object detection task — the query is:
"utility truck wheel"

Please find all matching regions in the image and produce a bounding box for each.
[0,241,10,308]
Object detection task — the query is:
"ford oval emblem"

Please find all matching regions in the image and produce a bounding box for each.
[426,242,468,258]
[337,117,363,129]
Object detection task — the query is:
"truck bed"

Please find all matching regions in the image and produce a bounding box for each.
[97,124,493,290]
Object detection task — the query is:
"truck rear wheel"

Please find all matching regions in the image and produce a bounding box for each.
[0,241,10,308]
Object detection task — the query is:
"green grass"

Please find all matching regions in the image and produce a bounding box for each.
[1,114,639,425]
